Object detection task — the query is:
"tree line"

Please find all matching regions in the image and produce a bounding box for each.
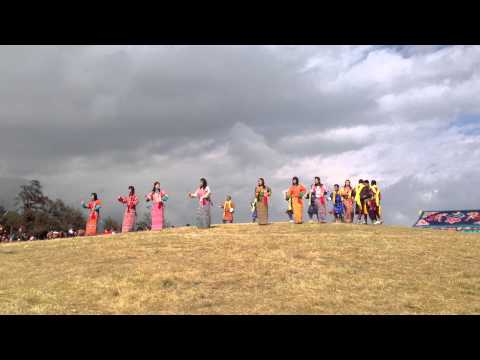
[0,180,121,240]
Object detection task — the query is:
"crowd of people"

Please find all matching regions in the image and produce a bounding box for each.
[79,176,383,237]
[0,176,383,243]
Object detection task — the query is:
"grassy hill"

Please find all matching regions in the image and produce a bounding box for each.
[1,222,480,314]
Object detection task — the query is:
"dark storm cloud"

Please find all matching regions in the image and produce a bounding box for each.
[1,45,480,226]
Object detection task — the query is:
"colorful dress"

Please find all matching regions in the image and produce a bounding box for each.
[307,184,328,222]
[284,190,293,221]
[221,200,235,223]
[255,186,272,225]
[354,183,366,217]
[371,185,382,219]
[146,190,169,230]
[192,186,212,228]
[82,200,101,236]
[287,184,307,224]
[331,191,345,221]
[118,194,139,232]
[340,186,354,223]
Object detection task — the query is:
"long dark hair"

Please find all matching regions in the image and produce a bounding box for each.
[258,177,265,188]
[292,176,299,185]
[314,177,321,186]
[152,181,160,192]
[200,178,207,189]
[91,193,98,201]
[128,185,135,195]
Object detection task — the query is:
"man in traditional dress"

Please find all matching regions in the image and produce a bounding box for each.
[370,180,383,224]
[352,179,366,224]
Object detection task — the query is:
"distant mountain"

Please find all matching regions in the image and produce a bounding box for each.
[0,177,28,210]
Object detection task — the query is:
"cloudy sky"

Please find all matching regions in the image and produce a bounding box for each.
[1,45,479,226]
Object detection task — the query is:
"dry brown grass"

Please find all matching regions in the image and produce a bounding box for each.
[1,222,480,314]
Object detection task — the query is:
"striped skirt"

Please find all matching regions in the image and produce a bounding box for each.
[256,202,268,225]
[122,209,136,232]
[196,205,211,228]
[86,216,99,236]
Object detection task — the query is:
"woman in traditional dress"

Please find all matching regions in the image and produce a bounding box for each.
[145,181,169,230]
[117,185,139,232]
[287,177,307,224]
[188,178,212,228]
[340,179,354,223]
[306,177,328,223]
[254,178,272,225]
[81,193,102,236]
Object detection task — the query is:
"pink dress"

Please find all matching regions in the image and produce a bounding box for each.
[146,190,168,230]
[118,194,139,232]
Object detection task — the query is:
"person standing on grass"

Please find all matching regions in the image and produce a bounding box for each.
[250,198,258,223]
[254,178,272,225]
[145,181,169,231]
[330,184,345,223]
[340,180,354,223]
[283,189,294,222]
[359,180,374,224]
[81,193,102,236]
[287,176,307,224]
[306,176,328,223]
[219,195,235,224]
[118,185,139,232]
[370,180,383,224]
[352,179,366,224]
[188,178,212,229]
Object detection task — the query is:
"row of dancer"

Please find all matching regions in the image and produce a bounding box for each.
[81,179,212,236]
[80,177,382,236]
[252,177,382,225]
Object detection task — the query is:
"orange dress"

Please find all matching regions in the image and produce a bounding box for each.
[222,200,235,223]
[288,184,307,224]
[83,200,102,236]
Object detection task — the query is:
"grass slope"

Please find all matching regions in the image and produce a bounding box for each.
[1,222,480,314]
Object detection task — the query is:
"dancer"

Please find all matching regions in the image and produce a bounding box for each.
[287,176,307,224]
[330,184,345,223]
[250,199,258,223]
[359,180,374,224]
[353,179,366,224]
[340,180,354,223]
[188,178,212,228]
[362,180,378,224]
[219,195,235,224]
[283,189,294,222]
[306,177,328,223]
[118,185,139,232]
[255,178,272,225]
[145,181,169,230]
[81,193,102,236]
[371,180,383,224]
